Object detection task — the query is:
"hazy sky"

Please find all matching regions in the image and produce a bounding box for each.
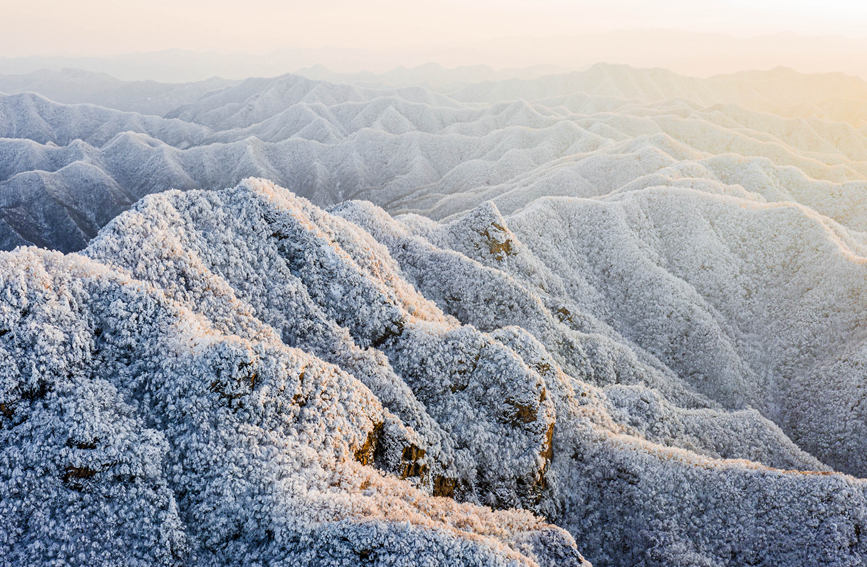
[3,0,867,55]
[3,0,867,77]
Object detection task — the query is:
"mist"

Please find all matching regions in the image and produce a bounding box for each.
[4,0,867,81]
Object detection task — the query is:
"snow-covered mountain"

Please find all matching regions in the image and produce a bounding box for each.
[1,65,866,565]
[2,178,864,566]
[1,64,866,252]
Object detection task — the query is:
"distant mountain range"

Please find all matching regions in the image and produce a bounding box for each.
[1,63,865,252]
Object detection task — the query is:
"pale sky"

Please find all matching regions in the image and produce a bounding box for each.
[3,0,867,55]
[2,0,867,77]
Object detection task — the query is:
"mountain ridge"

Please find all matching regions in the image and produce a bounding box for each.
[2,178,864,565]
[2,65,867,252]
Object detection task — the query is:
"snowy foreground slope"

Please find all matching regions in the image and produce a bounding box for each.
[1,63,867,252]
[2,178,865,566]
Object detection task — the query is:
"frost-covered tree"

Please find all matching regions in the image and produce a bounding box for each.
[2,178,864,566]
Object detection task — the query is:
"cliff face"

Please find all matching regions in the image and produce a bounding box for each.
[1,178,864,566]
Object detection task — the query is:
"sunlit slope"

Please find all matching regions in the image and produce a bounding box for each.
[2,179,864,566]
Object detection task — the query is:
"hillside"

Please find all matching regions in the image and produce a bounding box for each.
[2,179,864,566]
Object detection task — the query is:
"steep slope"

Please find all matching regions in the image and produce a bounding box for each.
[2,179,864,566]
[360,189,867,475]
[0,181,587,567]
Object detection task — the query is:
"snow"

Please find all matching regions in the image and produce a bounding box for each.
[1,175,864,565]
[0,234,585,566]
[1,65,866,251]
[0,64,866,565]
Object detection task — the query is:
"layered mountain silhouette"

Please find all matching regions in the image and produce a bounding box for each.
[1,64,865,252]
